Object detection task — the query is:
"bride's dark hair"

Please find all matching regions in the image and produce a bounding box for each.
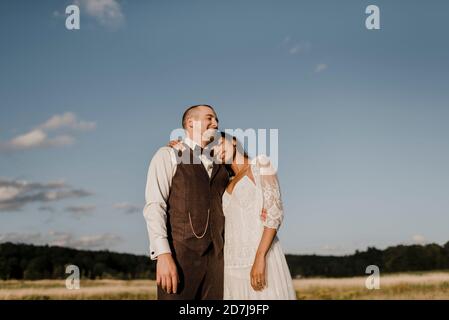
[220,131,249,177]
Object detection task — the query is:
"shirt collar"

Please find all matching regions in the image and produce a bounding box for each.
[184,136,202,151]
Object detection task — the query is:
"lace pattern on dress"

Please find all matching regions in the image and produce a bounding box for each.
[253,155,284,230]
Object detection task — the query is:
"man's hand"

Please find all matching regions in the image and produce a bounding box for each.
[156,253,179,294]
[260,208,267,222]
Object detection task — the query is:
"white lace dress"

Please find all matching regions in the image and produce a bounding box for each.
[223,155,296,300]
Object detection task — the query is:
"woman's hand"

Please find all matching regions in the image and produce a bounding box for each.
[250,253,267,291]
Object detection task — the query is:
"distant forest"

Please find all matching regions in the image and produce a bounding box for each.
[1,241,449,280]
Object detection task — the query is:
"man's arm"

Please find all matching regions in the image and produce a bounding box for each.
[143,146,179,294]
[143,147,175,260]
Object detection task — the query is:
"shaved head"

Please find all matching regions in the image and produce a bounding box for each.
[182,104,215,129]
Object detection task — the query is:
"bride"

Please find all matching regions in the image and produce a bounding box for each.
[215,132,296,300]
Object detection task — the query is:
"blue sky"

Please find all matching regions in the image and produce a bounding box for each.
[1,0,448,255]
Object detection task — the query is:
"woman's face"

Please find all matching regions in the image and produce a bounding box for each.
[214,137,235,164]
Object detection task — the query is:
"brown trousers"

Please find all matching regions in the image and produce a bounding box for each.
[157,242,224,300]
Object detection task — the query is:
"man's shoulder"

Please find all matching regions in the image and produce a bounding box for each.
[150,146,176,162]
[156,145,175,154]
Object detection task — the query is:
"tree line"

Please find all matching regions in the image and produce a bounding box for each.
[1,241,448,280]
[287,241,449,278]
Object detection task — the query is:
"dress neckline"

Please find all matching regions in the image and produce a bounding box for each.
[224,173,256,197]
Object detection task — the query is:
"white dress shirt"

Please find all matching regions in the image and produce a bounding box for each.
[143,137,214,260]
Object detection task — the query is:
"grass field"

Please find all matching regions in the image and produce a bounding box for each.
[1,271,449,300]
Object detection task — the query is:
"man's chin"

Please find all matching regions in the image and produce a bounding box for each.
[202,128,219,143]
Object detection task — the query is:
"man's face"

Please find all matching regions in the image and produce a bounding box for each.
[188,106,219,143]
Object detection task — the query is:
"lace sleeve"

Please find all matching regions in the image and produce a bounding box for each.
[256,155,284,230]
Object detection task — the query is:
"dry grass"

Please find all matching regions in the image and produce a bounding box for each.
[0,279,156,300]
[294,271,449,300]
[1,272,449,300]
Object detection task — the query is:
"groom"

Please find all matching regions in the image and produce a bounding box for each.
[143,105,229,300]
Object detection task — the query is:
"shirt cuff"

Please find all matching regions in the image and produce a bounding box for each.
[149,238,172,260]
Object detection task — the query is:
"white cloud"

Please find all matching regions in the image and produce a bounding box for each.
[113,202,141,214]
[412,234,426,245]
[0,112,95,152]
[65,205,96,219]
[38,112,96,131]
[39,205,56,213]
[0,232,44,244]
[315,63,328,73]
[281,37,311,55]
[7,129,75,150]
[9,129,47,149]
[71,233,121,249]
[0,178,92,212]
[65,205,96,213]
[75,0,125,29]
[0,231,122,250]
[289,42,311,55]
[320,244,348,255]
[48,135,76,147]
[280,36,312,55]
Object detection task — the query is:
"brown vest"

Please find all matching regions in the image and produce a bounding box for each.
[166,145,229,256]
